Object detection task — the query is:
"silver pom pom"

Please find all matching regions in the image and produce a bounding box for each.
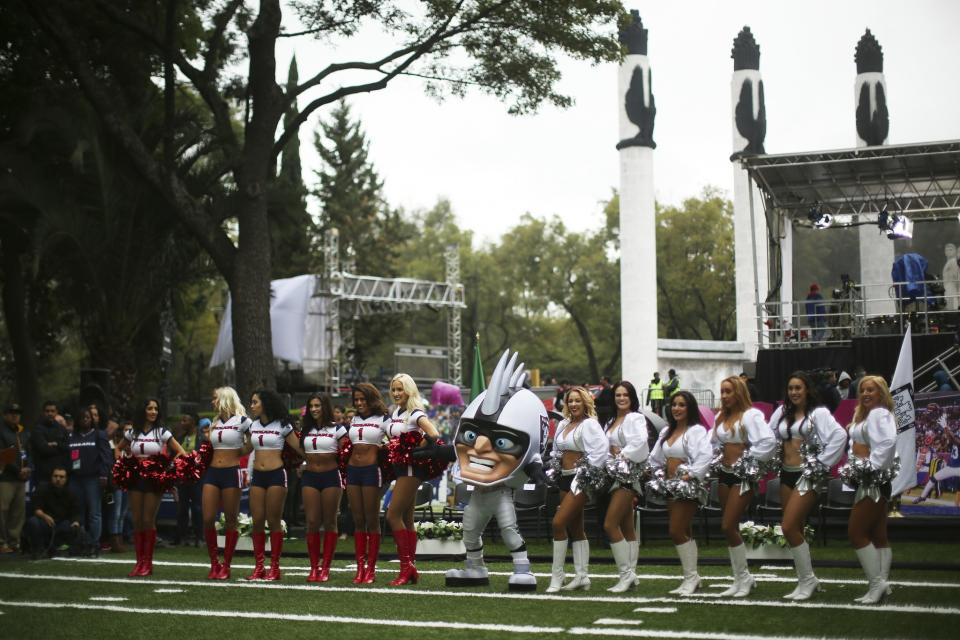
[544,457,563,487]
[839,455,901,503]
[731,452,763,496]
[570,458,612,498]
[604,456,648,494]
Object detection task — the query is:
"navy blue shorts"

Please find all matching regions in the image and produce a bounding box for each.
[346,464,381,488]
[130,477,160,493]
[302,468,342,491]
[558,473,575,493]
[717,468,740,487]
[202,466,242,489]
[251,467,288,489]
[392,463,430,480]
[781,469,802,490]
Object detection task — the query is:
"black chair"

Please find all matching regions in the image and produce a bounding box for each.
[442,482,472,522]
[637,492,669,545]
[757,478,783,525]
[415,482,435,522]
[698,479,723,545]
[514,484,548,540]
[819,478,854,545]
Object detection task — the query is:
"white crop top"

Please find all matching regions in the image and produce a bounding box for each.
[604,412,650,463]
[349,415,388,446]
[847,407,897,470]
[249,419,294,451]
[303,424,348,454]
[210,415,251,450]
[768,405,847,468]
[386,407,426,438]
[125,426,173,458]
[711,408,776,462]
[553,418,608,467]
[649,424,713,480]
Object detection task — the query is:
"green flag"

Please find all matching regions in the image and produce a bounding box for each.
[470,334,485,401]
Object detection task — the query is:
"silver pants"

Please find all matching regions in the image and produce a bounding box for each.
[462,485,524,552]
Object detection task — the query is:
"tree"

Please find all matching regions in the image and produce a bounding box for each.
[654,188,736,340]
[19,0,626,398]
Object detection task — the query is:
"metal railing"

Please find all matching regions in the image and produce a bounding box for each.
[756,279,960,348]
[641,388,717,411]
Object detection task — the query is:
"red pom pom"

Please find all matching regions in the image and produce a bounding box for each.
[337,441,353,489]
[111,456,137,490]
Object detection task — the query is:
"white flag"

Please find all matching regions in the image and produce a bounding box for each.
[890,326,917,496]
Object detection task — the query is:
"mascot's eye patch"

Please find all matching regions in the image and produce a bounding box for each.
[456,421,529,457]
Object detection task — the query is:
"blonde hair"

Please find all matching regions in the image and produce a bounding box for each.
[213,386,246,421]
[852,375,894,424]
[562,386,597,420]
[390,373,425,413]
[716,376,753,439]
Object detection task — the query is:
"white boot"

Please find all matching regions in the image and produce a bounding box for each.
[629,539,640,585]
[607,540,636,593]
[878,546,893,596]
[670,540,701,596]
[545,539,568,593]
[854,544,888,604]
[562,540,591,591]
[785,542,821,601]
[719,544,754,597]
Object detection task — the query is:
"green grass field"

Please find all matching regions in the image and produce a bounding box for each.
[0,539,957,639]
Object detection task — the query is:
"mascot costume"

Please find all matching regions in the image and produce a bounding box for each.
[415,350,548,591]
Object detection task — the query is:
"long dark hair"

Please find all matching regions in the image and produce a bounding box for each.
[133,398,162,433]
[780,371,821,437]
[302,392,334,431]
[608,380,640,427]
[664,390,701,441]
[253,388,288,424]
[351,383,387,417]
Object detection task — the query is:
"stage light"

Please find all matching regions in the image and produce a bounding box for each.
[807,205,832,229]
[887,214,913,239]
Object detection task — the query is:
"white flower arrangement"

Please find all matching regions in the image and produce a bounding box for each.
[738,520,813,549]
[216,512,287,537]
[415,519,463,541]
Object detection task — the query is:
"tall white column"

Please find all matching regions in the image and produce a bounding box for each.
[618,10,658,384]
[730,27,769,358]
[855,29,895,315]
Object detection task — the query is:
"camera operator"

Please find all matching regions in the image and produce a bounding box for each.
[26,466,81,559]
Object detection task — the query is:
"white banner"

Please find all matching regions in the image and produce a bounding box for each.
[890,326,917,496]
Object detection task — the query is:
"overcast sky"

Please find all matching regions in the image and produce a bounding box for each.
[276,0,960,244]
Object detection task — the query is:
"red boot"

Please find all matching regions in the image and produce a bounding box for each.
[127,531,143,577]
[245,531,266,580]
[405,529,420,584]
[363,532,380,584]
[306,532,321,582]
[389,529,410,586]
[137,529,156,576]
[204,528,221,579]
[319,530,338,582]
[352,532,367,584]
[264,530,284,581]
[216,530,238,580]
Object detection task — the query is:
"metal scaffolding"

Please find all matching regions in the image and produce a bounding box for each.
[319,229,465,392]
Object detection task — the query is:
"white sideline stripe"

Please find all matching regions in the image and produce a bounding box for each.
[0,572,667,605]
[0,599,564,634]
[633,607,678,613]
[88,596,128,602]
[759,565,792,571]
[632,597,960,616]
[595,618,644,626]
[568,628,887,640]
[45,557,960,589]
[153,588,184,593]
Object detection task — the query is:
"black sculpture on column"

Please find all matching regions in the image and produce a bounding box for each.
[855,29,888,146]
[731,26,766,159]
[617,10,656,150]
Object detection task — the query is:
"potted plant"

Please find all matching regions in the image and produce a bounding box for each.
[216,513,287,551]
[738,521,814,559]
[415,519,465,556]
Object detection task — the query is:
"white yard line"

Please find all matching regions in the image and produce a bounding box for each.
[595,618,645,626]
[88,596,128,602]
[632,607,678,613]
[0,599,564,633]
[153,588,184,593]
[631,597,960,616]
[568,628,905,640]
[759,565,792,571]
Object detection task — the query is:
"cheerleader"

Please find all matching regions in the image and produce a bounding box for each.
[119,398,186,577]
[712,376,776,597]
[246,389,302,581]
[346,383,389,584]
[769,371,846,600]
[845,376,897,604]
[301,392,347,582]
[385,374,441,586]
[649,391,712,595]
[546,386,608,593]
[201,387,250,580]
[603,381,650,593]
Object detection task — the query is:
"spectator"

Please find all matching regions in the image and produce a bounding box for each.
[818,370,841,413]
[68,407,112,554]
[664,369,680,400]
[849,365,866,400]
[933,370,956,392]
[61,413,74,434]
[88,403,105,431]
[554,380,570,412]
[174,414,203,546]
[31,402,69,491]
[333,405,347,427]
[740,372,761,402]
[647,372,664,416]
[805,283,826,341]
[596,376,615,426]
[1,403,30,554]
[105,420,130,553]
[25,466,81,559]
[837,371,853,399]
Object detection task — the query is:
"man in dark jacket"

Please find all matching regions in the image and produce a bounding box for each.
[31,402,69,491]
[1,403,30,553]
[68,409,112,552]
[26,466,80,559]
[595,376,615,426]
